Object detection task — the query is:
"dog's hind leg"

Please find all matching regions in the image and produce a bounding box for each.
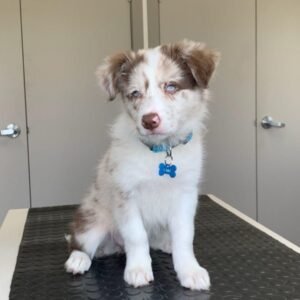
[64,205,110,275]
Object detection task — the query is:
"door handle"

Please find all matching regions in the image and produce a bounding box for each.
[0,123,21,138]
[261,116,285,129]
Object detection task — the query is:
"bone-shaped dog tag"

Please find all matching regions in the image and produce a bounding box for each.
[158,163,177,178]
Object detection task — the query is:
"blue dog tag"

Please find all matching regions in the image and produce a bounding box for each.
[158,163,177,178]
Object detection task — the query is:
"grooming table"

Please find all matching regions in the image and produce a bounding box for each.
[0,196,299,300]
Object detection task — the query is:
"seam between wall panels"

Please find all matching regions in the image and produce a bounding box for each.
[255,0,258,222]
[142,0,149,48]
[129,0,134,50]
[157,0,161,44]
[19,0,32,208]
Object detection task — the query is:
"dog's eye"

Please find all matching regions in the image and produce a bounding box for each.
[129,90,142,99]
[164,82,178,94]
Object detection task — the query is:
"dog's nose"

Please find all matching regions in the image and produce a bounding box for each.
[142,113,161,130]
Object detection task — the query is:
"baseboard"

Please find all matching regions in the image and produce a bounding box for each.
[207,194,300,254]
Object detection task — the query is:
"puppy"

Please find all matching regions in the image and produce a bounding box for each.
[65,40,219,290]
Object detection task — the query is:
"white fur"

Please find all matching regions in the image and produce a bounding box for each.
[65,250,91,275]
[65,41,218,290]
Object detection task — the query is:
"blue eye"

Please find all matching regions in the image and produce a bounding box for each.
[164,82,178,94]
[130,90,142,98]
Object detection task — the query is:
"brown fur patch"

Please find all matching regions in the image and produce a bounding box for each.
[160,41,219,88]
[107,51,145,100]
[144,73,149,91]
[115,189,130,210]
[160,44,197,90]
[103,154,115,174]
[69,234,82,252]
[187,47,219,88]
[68,207,97,251]
[70,207,96,234]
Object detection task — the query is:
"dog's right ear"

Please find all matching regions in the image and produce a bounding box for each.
[96,51,134,101]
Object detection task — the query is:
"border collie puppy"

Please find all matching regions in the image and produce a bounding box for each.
[65,40,219,290]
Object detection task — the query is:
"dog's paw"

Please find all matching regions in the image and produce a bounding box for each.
[124,265,154,287]
[178,264,210,291]
[65,250,91,275]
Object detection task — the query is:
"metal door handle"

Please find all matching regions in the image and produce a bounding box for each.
[261,116,285,129]
[0,123,21,138]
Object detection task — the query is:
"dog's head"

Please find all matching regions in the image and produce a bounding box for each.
[97,40,219,144]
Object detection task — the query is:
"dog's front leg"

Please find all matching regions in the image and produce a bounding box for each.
[116,200,153,287]
[170,191,210,291]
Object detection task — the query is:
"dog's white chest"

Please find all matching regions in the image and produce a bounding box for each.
[118,145,202,226]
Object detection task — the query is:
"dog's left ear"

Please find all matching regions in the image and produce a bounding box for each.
[183,40,220,88]
[162,40,220,88]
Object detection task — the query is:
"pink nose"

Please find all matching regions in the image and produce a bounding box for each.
[142,113,161,130]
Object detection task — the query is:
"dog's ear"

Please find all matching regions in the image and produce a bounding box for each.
[183,40,220,88]
[96,51,135,100]
[162,40,220,88]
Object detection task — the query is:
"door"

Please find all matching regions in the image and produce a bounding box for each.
[257,0,300,245]
[0,0,30,223]
[159,0,257,218]
[21,0,131,207]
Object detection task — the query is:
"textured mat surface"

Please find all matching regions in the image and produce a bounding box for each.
[10,196,300,300]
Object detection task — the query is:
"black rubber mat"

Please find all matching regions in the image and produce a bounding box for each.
[10,195,300,300]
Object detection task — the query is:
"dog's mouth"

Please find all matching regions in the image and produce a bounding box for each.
[137,128,169,139]
[148,132,167,137]
[137,127,171,145]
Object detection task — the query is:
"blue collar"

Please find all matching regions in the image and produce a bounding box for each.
[150,132,193,153]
